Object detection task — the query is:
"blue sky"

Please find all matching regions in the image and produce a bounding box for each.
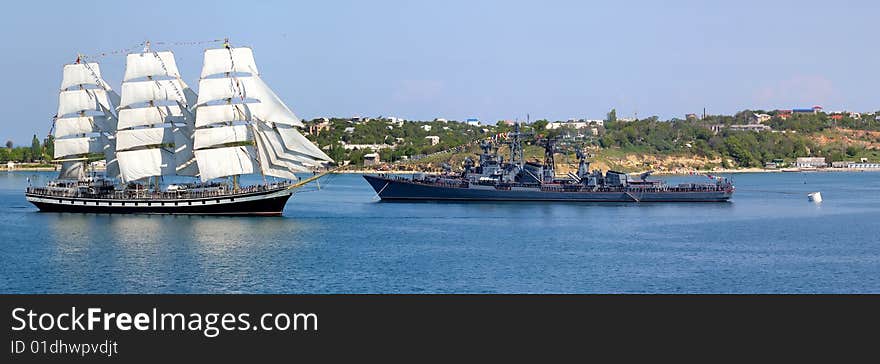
[2,0,878,143]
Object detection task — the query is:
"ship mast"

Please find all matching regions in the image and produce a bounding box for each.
[115,40,199,189]
[504,123,530,169]
[192,39,334,186]
[53,55,120,180]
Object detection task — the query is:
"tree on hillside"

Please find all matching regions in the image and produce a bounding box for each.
[532,119,549,132]
[43,135,54,161]
[606,108,617,123]
[5,140,12,149]
[31,134,42,162]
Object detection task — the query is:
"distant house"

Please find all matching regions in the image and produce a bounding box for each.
[750,113,772,123]
[341,142,392,151]
[421,125,432,132]
[729,124,771,132]
[308,120,331,135]
[792,106,822,114]
[848,162,880,169]
[546,119,602,130]
[425,136,440,146]
[775,110,792,120]
[466,118,480,126]
[6,161,14,169]
[344,127,355,133]
[765,159,786,169]
[795,157,827,168]
[547,121,582,130]
[363,153,381,166]
[685,113,698,121]
[434,118,448,123]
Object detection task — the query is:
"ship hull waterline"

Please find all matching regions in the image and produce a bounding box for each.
[26,187,294,216]
[364,175,733,202]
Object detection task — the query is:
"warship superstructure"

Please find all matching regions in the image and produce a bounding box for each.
[364,125,734,202]
[26,40,333,215]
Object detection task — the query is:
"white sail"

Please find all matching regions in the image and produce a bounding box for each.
[54,136,105,159]
[191,45,328,181]
[117,105,184,130]
[61,62,108,91]
[254,125,313,170]
[196,76,261,105]
[249,75,304,127]
[193,125,252,150]
[181,85,198,110]
[102,135,121,180]
[255,123,323,167]
[194,103,253,128]
[252,130,299,180]
[194,146,258,182]
[173,105,199,176]
[95,103,118,134]
[120,79,189,109]
[57,89,111,117]
[116,127,174,151]
[114,49,201,179]
[196,76,303,127]
[275,124,333,162]
[54,116,97,138]
[200,47,259,78]
[53,60,120,181]
[117,148,175,182]
[58,161,86,180]
[123,51,181,82]
[173,123,198,176]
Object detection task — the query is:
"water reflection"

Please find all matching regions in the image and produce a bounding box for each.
[39,212,313,292]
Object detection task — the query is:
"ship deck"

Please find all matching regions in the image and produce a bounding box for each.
[25,182,295,215]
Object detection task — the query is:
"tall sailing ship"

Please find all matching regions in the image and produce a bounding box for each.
[26,41,333,215]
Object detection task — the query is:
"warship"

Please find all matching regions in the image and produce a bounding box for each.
[364,125,734,202]
[26,40,333,215]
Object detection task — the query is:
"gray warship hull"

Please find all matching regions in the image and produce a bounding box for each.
[364,175,733,202]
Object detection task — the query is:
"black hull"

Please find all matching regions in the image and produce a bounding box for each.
[26,187,293,216]
[364,175,733,202]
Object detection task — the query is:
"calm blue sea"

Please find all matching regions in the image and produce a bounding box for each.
[1,171,878,293]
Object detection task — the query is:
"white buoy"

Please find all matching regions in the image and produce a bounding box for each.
[808,192,822,203]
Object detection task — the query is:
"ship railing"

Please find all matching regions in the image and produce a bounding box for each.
[27,182,291,200]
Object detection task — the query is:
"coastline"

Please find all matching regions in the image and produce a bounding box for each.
[2,167,57,172]
[7,166,878,175]
[336,167,880,176]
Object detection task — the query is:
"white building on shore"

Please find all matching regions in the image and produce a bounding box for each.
[795,157,827,168]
